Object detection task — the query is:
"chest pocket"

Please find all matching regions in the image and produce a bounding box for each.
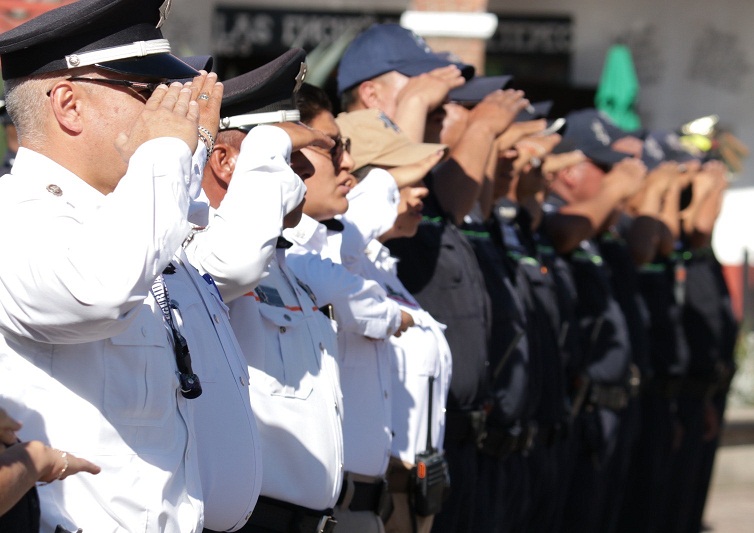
[257,304,316,400]
[104,303,174,427]
[163,276,226,384]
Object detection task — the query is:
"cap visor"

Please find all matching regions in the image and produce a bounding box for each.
[96,53,199,80]
[449,75,512,104]
[394,56,475,81]
[515,100,553,122]
[585,145,632,167]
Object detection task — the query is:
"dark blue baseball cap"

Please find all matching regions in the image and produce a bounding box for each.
[0,0,198,81]
[641,130,699,170]
[515,100,554,122]
[552,108,634,168]
[337,23,474,96]
[448,75,513,105]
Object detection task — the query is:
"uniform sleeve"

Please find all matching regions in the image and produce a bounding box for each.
[185,126,306,303]
[285,250,402,340]
[0,138,193,343]
[342,168,399,259]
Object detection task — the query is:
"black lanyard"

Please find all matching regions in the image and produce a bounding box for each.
[151,263,202,399]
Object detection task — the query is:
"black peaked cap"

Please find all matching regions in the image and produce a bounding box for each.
[221,48,307,118]
[0,0,197,80]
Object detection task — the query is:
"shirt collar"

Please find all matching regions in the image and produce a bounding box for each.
[283,214,327,251]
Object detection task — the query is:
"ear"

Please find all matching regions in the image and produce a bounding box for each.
[207,142,238,189]
[201,142,238,207]
[558,165,579,189]
[48,81,83,134]
[357,80,380,110]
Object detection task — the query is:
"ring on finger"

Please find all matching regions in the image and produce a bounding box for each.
[198,93,210,101]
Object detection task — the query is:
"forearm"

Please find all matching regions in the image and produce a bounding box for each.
[433,123,498,223]
[0,441,49,516]
[186,127,304,302]
[285,253,402,339]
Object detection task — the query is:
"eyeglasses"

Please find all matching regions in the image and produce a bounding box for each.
[306,135,351,167]
[331,135,351,162]
[46,77,163,97]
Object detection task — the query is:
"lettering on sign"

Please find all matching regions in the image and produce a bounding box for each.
[487,17,572,55]
[687,26,750,93]
[213,8,389,55]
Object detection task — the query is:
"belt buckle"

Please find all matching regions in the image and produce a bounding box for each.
[317,515,337,533]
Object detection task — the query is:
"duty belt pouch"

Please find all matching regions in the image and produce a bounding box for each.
[410,376,451,517]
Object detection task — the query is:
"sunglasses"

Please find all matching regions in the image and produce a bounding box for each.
[308,135,351,164]
[46,77,163,97]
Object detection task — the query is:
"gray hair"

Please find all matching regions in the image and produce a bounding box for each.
[4,67,98,150]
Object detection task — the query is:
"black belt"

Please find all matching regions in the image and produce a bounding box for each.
[478,423,537,459]
[643,376,683,399]
[678,376,719,399]
[444,409,487,445]
[337,473,389,515]
[337,472,393,522]
[589,383,629,411]
[534,422,567,449]
[240,496,336,533]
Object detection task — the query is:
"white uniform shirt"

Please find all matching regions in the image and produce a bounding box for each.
[185,126,306,303]
[0,140,259,532]
[229,248,345,510]
[285,215,399,477]
[340,171,452,462]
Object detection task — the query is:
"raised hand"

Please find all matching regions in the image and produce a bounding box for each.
[189,71,224,141]
[115,82,200,162]
[466,89,531,138]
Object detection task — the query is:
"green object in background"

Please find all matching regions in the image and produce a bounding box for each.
[595,44,641,131]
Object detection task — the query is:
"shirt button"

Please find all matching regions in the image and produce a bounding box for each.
[284,314,292,322]
[239,376,246,386]
[279,326,286,333]
[213,314,220,324]
[246,512,253,521]
[319,342,324,351]
[46,184,63,196]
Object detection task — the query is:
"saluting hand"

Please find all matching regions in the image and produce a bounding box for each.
[115,82,201,163]
[467,89,531,139]
[275,122,336,153]
[188,71,224,142]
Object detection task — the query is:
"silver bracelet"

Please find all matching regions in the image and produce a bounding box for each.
[37,449,68,485]
[197,126,215,162]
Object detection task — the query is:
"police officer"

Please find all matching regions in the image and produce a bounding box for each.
[286,86,416,533]
[186,51,346,533]
[335,106,454,533]
[542,111,646,533]
[664,159,738,533]
[337,24,529,533]
[488,125,571,533]
[0,1,260,531]
[617,134,696,533]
